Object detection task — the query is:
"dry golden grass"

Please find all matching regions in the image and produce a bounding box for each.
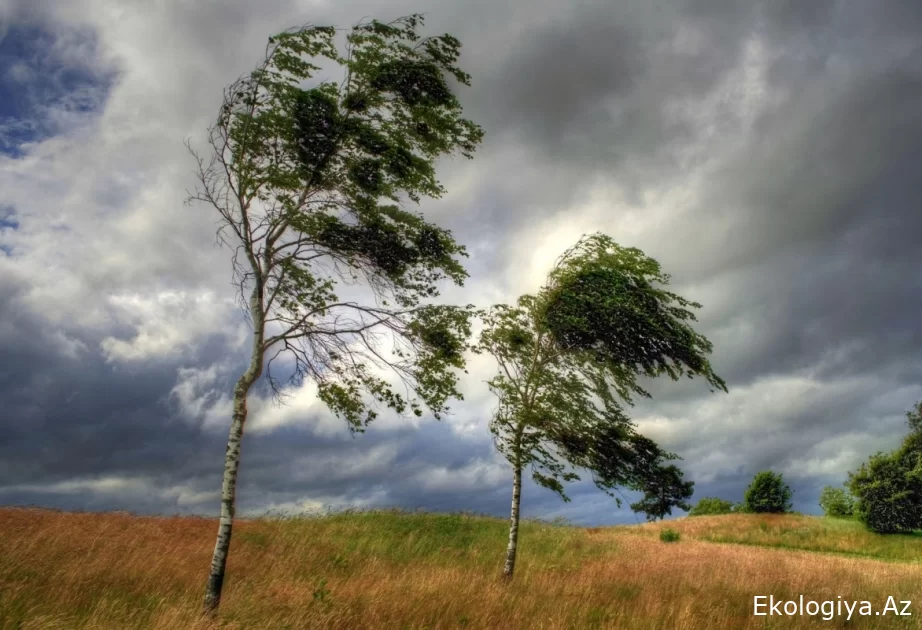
[2,507,921,629]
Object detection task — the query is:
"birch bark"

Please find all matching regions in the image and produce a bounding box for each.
[503,460,523,579]
[203,288,264,613]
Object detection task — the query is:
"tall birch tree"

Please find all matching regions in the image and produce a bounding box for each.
[476,234,726,579]
[188,15,483,613]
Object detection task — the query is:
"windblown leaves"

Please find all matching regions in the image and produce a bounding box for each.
[194,14,483,430]
[540,235,727,394]
[477,234,726,518]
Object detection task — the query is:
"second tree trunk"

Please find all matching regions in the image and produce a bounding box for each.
[503,462,523,578]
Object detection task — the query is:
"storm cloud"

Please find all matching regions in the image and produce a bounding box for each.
[1,0,921,524]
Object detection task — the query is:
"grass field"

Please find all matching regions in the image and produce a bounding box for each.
[2,507,922,629]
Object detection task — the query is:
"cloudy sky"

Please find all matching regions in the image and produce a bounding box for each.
[2,0,921,526]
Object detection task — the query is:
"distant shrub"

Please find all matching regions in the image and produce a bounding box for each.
[846,400,922,534]
[659,528,681,543]
[848,452,922,533]
[819,486,855,518]
[744,471,793,514]
[688,497,735,516]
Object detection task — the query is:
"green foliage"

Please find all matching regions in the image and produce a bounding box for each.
[743,471,793,514]
[476,233,724,513]
[629,459,695,522]
[847,400,922,534]
[818,485,855,518]
[659,528,681,543]
[906,399,922,434]
[540,235,727,398]
[848,452,922,533]
[688,497,735,517]
[190,15,484,430]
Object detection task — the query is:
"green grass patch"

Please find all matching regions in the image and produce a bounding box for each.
[639,514,922,563]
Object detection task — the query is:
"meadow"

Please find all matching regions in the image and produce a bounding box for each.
[2,507,921,629]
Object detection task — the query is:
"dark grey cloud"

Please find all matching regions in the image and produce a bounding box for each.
[0,278,212,487]
[481,16,647,143]
[465,1,741,208]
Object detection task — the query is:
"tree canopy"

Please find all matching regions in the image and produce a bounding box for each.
[190,15,484,431]
[628,454,695,522]
[479,235,726,501]
[743,471,793,514]
[477,233,726,577]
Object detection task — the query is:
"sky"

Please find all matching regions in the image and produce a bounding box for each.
[1,0,921,526]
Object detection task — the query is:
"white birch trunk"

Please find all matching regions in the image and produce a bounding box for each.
[503,462,523,579]
[203,288,264,613]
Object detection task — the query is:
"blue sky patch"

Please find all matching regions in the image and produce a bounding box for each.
[0,23,115,157]
[0,206,17,256]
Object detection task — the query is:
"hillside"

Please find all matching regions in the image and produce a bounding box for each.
[2,507,921,629]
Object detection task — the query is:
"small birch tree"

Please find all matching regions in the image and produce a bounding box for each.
[188,15,483,613]
[476,234,726,579]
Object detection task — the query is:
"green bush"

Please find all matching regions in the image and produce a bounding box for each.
[819,485,855,518]
[846,401,922,534]
[688,496,735,516]
[744,471,793,514]
[848,452,922,533]
[659,528,680,543]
